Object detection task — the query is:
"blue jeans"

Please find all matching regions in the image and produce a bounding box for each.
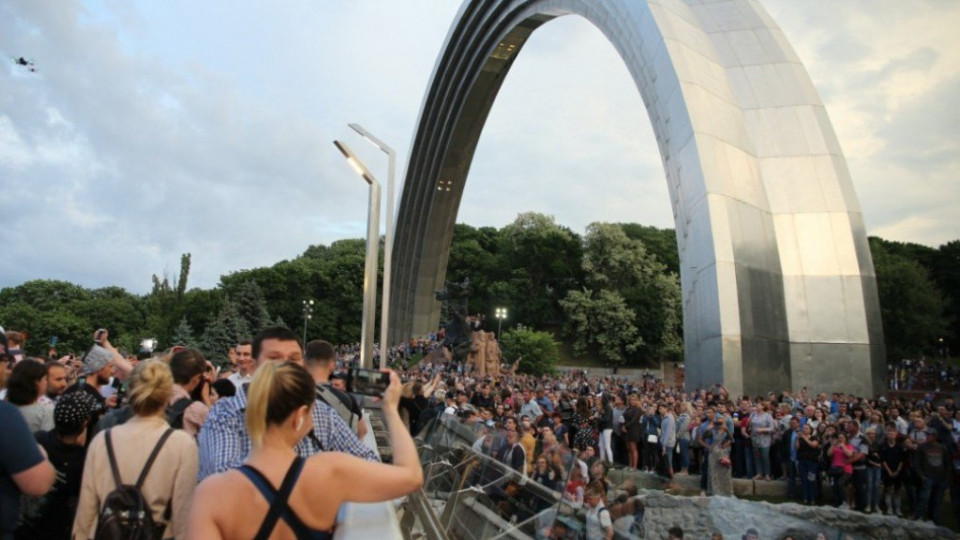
[753,445,771,478]
[678,438,690,471]
[744,443,756,478]
[785,459,798,498]
[916,476,947,523]
[865,467,881,510]
[798,460,818,503]
[700,452,709,490]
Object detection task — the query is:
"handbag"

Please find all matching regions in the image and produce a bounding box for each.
[647,434,659,444]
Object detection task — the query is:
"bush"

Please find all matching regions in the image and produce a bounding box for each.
[500,328,560,376]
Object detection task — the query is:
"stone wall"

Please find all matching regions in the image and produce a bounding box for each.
[638,491,956,540]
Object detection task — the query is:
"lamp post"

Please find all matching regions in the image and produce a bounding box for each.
[348,124,395,371]
[495,307,507,341]
[301,299,314,345]
[334,140,380,370]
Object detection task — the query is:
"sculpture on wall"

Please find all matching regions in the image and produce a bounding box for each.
[484,331,501,377]
[468,330,487,376]
[435,278,472,368]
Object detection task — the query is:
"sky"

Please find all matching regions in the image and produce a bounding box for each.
[2,0,958,295]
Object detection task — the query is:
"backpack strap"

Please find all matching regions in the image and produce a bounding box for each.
[104,429,123,490]
[135,428,175,489]
[166,397,193,428]
[316,384,357,430]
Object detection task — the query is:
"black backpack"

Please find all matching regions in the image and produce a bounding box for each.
[94,428,174,540]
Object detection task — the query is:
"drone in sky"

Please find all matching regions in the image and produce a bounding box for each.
[13,57,37,72]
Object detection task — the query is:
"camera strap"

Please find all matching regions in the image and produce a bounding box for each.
[316,384,359,430]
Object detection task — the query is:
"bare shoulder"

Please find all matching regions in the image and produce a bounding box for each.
[304,452,348,477]
[196,469,247,498]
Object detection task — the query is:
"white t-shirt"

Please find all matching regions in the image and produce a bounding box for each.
[586,502,612,540]
[228,371,252,390]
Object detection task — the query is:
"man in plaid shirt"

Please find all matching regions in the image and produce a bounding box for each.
[198,327,377,481]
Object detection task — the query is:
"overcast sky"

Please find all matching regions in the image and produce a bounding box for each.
[2,1,958,295]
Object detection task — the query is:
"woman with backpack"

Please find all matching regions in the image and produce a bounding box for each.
[72,360,199,539]
[187,361,422,539]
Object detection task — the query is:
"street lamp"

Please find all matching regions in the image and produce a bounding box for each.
[334,140,380,370]
[301,299,314,345]
[349,124,396,371]
[495,307,507,341]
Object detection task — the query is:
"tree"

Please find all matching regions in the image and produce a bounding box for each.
[929,240,960,351]
[493,213,583,328]
[617,223,679,275]
[499,328,561,376]
[562,223,682,364]
[560,288,643,365]
[144,253,192,346]
[447,224,500,318]
[170,317,198,348]
[870,238,948,359]
[199,298,250,366]
[230,280,271,335]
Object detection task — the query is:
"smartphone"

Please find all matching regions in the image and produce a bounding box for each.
[348,368,390,396]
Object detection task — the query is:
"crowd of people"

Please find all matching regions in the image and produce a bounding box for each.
[1,324,959,539]
[0,327,422,540]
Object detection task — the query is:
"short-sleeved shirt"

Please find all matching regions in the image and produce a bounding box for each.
[586,502,612,540]
[0,402,46,538]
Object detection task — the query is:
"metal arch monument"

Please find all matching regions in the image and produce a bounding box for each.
[389,0,885,397]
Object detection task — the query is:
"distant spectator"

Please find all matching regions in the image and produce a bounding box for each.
[6,359,53,433]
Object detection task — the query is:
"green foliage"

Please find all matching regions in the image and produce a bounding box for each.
[199,298,249,366]
[4,219,958,369]
[170,317,198,348]
[560,288,642,365]
[617,223,679,274]
[869,237,948,359]
[560,223,682,365]
[144,253,192,346]
[491,213,583,327]
[229,280,271,334]
[500,328,560,376]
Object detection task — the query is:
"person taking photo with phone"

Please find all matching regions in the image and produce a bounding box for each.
[187,361,422,538]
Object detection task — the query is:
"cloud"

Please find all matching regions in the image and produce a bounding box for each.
[1,0,957,296]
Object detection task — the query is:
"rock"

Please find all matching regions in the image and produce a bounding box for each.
[753,478,787,497]
[732,478,753,497]
[631,490,958,540]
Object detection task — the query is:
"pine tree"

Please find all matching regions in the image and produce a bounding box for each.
[170,316,197,348]
[200,298,250,366]
[233,280,271,334]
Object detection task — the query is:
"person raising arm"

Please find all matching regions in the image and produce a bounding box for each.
[187,362,422,539]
